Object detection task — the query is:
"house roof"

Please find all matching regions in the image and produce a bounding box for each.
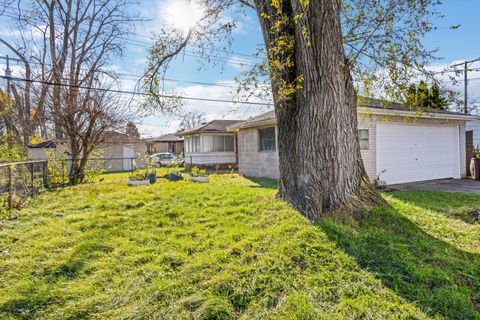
[227,100,479,131]
[28,131,143,148]
[177,120,244,136]
[28,140,56,149]
[150,133,184,142]
[102,131,144,143]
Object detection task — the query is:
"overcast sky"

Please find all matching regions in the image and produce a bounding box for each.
[1,0,480,137]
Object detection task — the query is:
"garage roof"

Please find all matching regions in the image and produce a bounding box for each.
[227,102,479,131]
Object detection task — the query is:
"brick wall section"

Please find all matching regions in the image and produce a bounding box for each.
[237,127,280,179]
[238,114,467,180]
[358,114,377,179]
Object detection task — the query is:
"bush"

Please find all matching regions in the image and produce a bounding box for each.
[0,134,26,162]
[191,166,207,177]
[43,149,68,186]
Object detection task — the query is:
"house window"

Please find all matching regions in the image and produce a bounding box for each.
[147,143,156,154]
[358,129,369,150]
[224,136,234,152]
[203,136,214,152]
[185,137,190,152]
[193,136,201,152]
[168,142,176,154]
[259,127,276,151]
[213,136,224,152]
[203,135,235,152]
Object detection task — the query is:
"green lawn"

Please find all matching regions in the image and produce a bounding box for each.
[0,172,479,319]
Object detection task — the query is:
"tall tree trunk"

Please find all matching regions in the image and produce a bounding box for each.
[254,0,385,222]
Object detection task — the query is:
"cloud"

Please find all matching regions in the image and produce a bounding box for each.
[137,81,272,136]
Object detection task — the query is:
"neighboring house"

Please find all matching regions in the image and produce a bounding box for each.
[177,120,244,168]
[27,131,147,172]
[466,120,480,147]
[228,105,477,185]
[147,133,184,155]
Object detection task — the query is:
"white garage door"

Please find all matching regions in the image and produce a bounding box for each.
[376,123,460,185]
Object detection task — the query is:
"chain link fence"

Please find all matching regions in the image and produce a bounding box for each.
[0,156,158,212]
[0,160,48,211]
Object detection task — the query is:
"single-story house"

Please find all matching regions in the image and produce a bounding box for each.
[147,133,184,155]
[27,131,148,172]
[227,105,477,185]
[177,120,244,168]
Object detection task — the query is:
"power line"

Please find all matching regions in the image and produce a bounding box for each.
[0,75,272,106]
[0,55,259,89]
[119,37,258,66]
[451,57,480,114]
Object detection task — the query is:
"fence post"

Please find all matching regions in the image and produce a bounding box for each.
[30,163,34,196]
[7,165,12,210]
[43,161,48,189]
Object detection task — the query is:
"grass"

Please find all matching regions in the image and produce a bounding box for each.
[0,171,478,319]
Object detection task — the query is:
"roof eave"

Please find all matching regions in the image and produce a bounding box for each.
[227,118,276,131]
[358,106,480,121]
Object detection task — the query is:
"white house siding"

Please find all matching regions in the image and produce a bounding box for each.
[185,152,237,166]
[237,115,467,182]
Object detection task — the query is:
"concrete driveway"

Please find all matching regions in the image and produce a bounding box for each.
[390,179,480,193]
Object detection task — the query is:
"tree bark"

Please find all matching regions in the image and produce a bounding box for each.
[254,0,385,222]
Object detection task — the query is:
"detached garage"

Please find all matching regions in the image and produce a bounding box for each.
[228,105,477,185]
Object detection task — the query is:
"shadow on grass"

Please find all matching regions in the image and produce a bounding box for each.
[244,176,278,189]
[0,234,113,319]
[319,201,480,319]
[388,190,480,224]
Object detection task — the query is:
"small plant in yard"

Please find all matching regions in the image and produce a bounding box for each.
[189,166,208,183]
[128,169,147,181]
[0,193,9,219]
[43,149,68,186]
[374,169,387,189]
[190,166,207,177]
[473,145,480,159]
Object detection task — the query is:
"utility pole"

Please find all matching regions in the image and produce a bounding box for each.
[4,54,12,95]
[1,54,23,93]
[452,57,480,114]
[0,55,22,136]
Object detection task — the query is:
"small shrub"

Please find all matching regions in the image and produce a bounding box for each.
[0,193,9,219]
[128,169,148,181]
[43,149,68,186]
[191,166,207,177]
